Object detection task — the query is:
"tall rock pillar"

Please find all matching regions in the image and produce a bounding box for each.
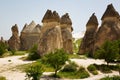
[79,13,98,56]
[38,10,63,56]
[60,13,73,54]
[94,4,120,52]
[8,24,20,50]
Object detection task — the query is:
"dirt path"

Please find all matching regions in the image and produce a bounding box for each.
[0,55,119,80]
[0,55,33,80]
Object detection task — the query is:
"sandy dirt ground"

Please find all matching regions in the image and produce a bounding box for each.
[0,55,119,80]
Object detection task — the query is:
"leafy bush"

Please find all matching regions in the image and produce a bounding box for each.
[77,66,90,79]
[58,66,89,79]
[94,40,120,65]
[87,64,98,75]
[87,64,96,71]
[42,49,68,77]
[73,38,82,53]
[108,64,120,71]
[61,61,78,72]
[0,42,8,56]
[92,70,98,75]
[10,49,16,55]
[27,44,40,60]
[100,75,120,80]
[25,62,43,80]
[94,64,112,73]
[0,76,6,80]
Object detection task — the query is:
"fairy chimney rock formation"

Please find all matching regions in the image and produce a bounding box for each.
[94,4,120,51]
[8,24,20,50]
[38,10,63,56]
[60,13,73,54]
[20,21,41,50]
[79,13,98,55]
[101,4,119,21]
[0,37,4,42]
[42,10,60,23]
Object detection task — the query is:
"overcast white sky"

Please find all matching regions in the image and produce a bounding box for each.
[0,0,120,40]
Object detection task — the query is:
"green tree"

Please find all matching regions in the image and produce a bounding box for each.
[28,44,40,60]
[115,40,120,62]
[94,40,119,65]
[25,62,43,80]
[0,42,8,56]
[42,49,69,77]
[73,38,82,53]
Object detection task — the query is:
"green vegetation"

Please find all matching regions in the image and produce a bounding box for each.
[87,64,98,75]
[1,51,27,58]
[10,49,16,55]
[16,60,54,72]
[68,54,86,59]
[27,44,40,60]
[25,62,43,80]
[100,75,120,80]
[94,40,120,66]
[42,49,68,77]
[15,51,26,55]
[73,38,82,53]
[61,61,78,72]
[0,42,8,57]
[10,50,26,56]
[59,66,89,79]
[94,64,112,73]
[94,64,120,73]
[0,76,6,80]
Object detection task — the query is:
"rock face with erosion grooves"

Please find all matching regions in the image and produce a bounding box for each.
[60,13,73,54]
[8,24,20,50]
[94,4,120,52]
[79,4,120,56]
[38,10,63,56]
[79,13,98,56]
[20,21,41,50]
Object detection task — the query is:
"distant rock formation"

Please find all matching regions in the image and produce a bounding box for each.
[0,37,4,43]
[20,21,41,50]
[60,13,73,54]
[7,9,73,55]
[8,24,20,50]
[38,10,63,56]
[79,4,120,56]
[79,13,98,56]
[94,4,120,52]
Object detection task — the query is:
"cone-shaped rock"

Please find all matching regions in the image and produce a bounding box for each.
[20,21,41,50]
[101,4,119,20]
[60,13,73,54]
[94,4,120,53]
[86,13,98,26]
[79,13,98,56]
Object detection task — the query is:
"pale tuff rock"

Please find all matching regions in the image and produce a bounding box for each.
[101,4,119,20]
[8,24,20,50]
[60,13,72,25]
[79,13,98,55]
[42,9,60,23]
[38,10,63,56]
[79,4,120,56]
[60,13,73,54]
[94,4,120,52]
[20,21,41,50]
[38,26,63,56]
